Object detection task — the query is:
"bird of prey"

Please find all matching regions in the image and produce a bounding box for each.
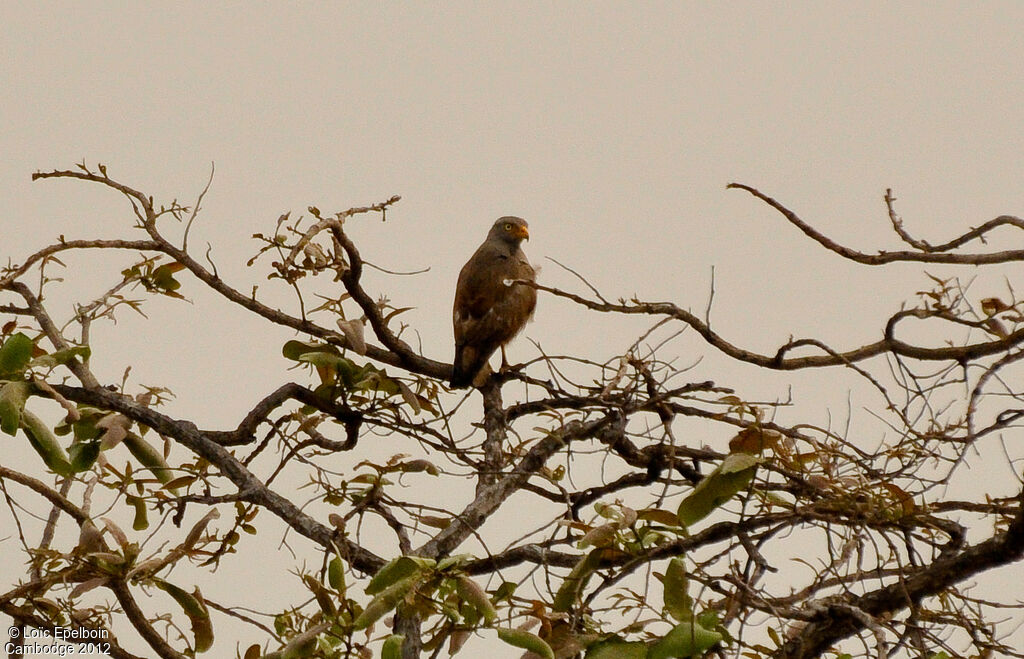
[450,216,537,388]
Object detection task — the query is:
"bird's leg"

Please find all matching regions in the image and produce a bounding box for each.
[498,346,528,375]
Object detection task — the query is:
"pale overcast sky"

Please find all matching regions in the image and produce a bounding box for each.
[3,3,1024,657]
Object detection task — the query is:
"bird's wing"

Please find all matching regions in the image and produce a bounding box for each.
[454,246,509,336]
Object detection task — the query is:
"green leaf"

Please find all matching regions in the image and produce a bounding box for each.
[497,628,554,659]
[353,575,419,630]
[491,581,517,603]
[274,613,289,636]
[154,578,205,616]
[194,608,216,652]
[455,575,497,624]
[55,406,104,441]
[577,522,618,549]
[162,475,197,491]
[350,472,389,486]
[30,345,91,369]
[0,380,31,435]
[302,574,336,616]
[637,507,681,527]
[21,410,73,476]
[697,610,723,638]
[662,557,692,622]
[435,554,474,571]
[122,432,175,485]
[68,439,101,472]
[297,351,354,371]
[584,638,648,659]
[153,580,214,653]
[280,626,321,659]
[648,620,723,659]
[299,351,363,388]
[355,369,401,395]
[381,634,404,659]
[282,340,365,388]
[393,459,440,476]
[552,549,603,612]
[282,340,338,361]
[365,556,435,595]
[327,557,346,592]
[0,333,34,376]
[127,495,149,531]
[676,453,758,527]
[720,452,759,474]
[152,263,180,289]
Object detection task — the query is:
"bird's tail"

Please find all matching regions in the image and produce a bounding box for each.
[450,345,486,389]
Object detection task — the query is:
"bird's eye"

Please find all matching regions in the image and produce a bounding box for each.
[504,223,513,231]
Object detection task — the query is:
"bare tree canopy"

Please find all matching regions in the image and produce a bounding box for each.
[2,164,1024,659]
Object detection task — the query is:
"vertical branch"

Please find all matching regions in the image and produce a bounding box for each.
[476,380,506,495]
[394,608,422,659]
[35,477,73,577]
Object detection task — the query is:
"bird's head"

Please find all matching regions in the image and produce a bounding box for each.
[489,216,530,247]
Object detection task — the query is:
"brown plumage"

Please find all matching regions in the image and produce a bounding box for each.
[450,216,537,388]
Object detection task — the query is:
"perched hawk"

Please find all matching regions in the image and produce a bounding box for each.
[450,216,537,388]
